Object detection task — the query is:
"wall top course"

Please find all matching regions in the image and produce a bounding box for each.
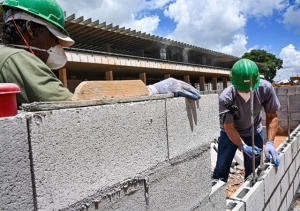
[275,86,297,96]
[20,93,173,112]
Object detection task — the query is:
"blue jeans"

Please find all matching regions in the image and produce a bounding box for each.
[212,131,264,182]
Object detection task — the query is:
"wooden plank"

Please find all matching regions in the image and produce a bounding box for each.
[72,80,149,101]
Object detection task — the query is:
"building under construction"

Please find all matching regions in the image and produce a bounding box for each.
[0,11,239,93]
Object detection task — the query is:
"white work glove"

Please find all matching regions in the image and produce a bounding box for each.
[147,78,201,100]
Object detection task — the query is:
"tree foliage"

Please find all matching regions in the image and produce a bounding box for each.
[242,49,283,82]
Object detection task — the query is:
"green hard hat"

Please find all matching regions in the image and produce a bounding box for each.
[0,0,68,36]
[229,59,260,91]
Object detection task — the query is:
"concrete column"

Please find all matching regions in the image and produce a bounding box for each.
[106,71,113,81]
[59,68,68,88]
[164,74,171,79]
[212,77,217,90]
[139,73,146,84]
[182,49,188,63]
[103,43,111,52]
[160,48,166,60]
[184,75,190,84]
[199,76,205,91]
[223,77,228,89]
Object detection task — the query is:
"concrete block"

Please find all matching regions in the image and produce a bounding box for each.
[264,202,271,211]
[0,115,34,211]
[60,178,147,211]
[279,197,287,211]
[296,153,300,176]
[286,183,295,211]
[192,180,226,211]
[291,112,300,121]
[226,199,245,211]
[262,152,285,201]
[230,180,264,211]
[28,100,168,210]
[290,135,299,159]
[147,146,211,211]
[268,185,281,211]
[298,170,300,193]
[277,95,287,105]
[289,104,300,112]
[288,158,297,185]
[294,170,300,194]
[278,141,293,173]
[280,171,289,200]
[166,95,219,159]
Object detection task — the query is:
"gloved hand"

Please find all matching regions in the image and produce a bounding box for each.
[147,78,201,100]
[265,140,280,166]
[239,144,261,158]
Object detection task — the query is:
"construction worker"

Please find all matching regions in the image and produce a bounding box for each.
[0,0,200,106]
[212,58,281,182]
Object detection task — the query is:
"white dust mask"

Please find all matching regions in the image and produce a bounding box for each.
[45,44,67,70]
[238,91,250,102]
[6,44,67,70]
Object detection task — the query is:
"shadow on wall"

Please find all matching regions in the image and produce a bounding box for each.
[186,98,200,132]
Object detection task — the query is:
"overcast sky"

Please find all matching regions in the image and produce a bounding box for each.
[57,0,300,81]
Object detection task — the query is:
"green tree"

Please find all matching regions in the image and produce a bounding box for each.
[242,49,283,82]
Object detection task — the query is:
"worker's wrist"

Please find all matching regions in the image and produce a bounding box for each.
[238,144,245,151]
[147,85,158,95]
[265,140,274,147]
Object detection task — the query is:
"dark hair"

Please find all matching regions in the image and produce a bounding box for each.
[2,20,45,44]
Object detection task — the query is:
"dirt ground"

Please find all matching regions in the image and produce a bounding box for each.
[225,135,287,198]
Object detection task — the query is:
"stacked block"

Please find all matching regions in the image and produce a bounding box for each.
[0,94,222,211]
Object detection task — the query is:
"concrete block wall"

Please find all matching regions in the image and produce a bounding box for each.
[0,95,221,211]
[271,86,300,133]
[226,124,300,211]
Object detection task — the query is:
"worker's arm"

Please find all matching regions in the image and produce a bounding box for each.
[147,78,201,100]
[265,112,278,142]
[224,122,244,148]
[224,122,261,157]
[264,112,280,166]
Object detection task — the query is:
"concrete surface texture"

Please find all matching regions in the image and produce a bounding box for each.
[0,94,222,211]
[0,117,34,211]
[2,86,300,211]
